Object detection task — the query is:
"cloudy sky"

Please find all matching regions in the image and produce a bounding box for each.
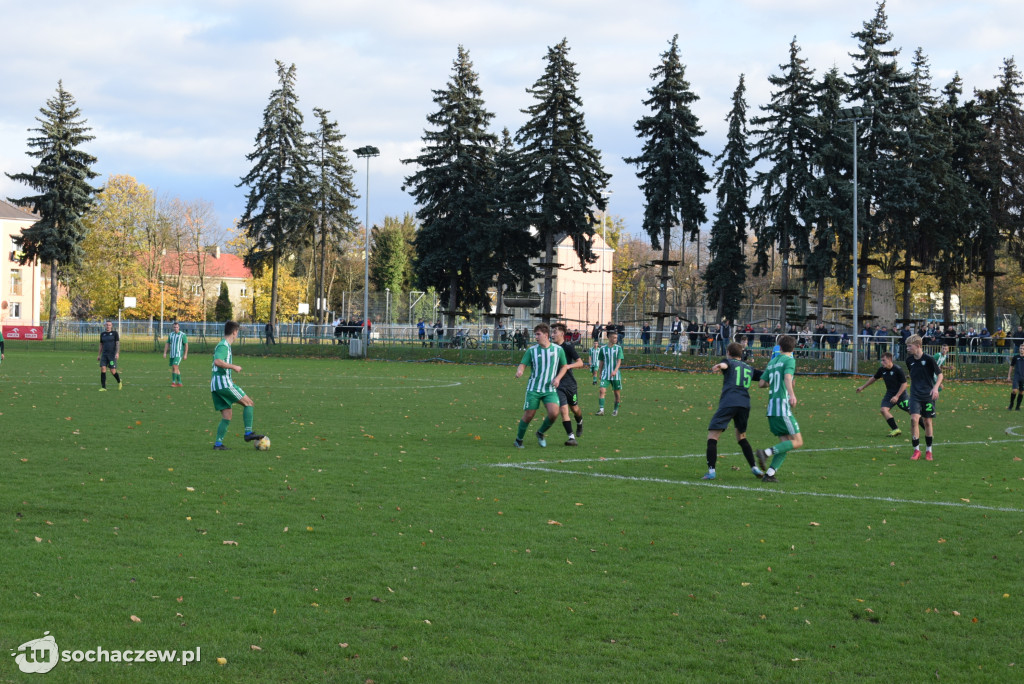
[1,0,1020,241]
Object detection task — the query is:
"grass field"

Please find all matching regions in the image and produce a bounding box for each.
[2,350,1023,682]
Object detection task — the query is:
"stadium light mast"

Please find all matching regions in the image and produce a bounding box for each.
[837,106,871,376]
[599,190,613,325]
[354,145,380,358]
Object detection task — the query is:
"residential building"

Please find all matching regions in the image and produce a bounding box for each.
[0,201,43,325]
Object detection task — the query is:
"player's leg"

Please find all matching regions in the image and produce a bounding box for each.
[99,363,108,390]
[238,394,263,441]
[733,409,761,477]
[535,398,560,447]
[757,416,801,481]
[704,429,723,478]
[612,386,621,416]
[215,406,232,449]
[880,403,901,435]
[910,412,923,460]
[571,403,584,437]
[516,399,539,446]
[922,415,935,460]
[557,390,576,445]
[597,384,607,414]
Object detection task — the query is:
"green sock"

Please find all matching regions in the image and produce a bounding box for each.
[517,420,529,440]
[216,419,230,443]
[599,398,605,409]
[770,441,793,470]
[614,401,620,411]
[538,416,554,434]
[243,405,254,433]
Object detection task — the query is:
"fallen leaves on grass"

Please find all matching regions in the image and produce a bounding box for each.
[547,520,562,526]
[130,615,142,623]
[223,540,238,546]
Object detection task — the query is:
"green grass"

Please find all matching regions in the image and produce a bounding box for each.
[2,350,1023,682]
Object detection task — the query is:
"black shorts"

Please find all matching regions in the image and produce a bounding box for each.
[881,392,909,412]
[708,405,749,433]
[557,385,579,408]
[1014,378,1024,392]
[909,395,937,418]
[100,354,117,369]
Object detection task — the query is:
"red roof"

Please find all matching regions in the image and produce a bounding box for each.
[159,250,251,280]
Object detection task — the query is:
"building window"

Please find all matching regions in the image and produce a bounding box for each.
[9,269,22,296]
[9,302,21,319]
[239,285,249,297]
[190,284,202,296]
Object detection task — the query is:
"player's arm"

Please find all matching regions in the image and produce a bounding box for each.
[214,357,242,373]
[183,338,189,360]
[932,372,943,399]
[1009,358,1015,382]
[711,361,728,374]
[784,372,797,406]
[515,363,526,379]
[552,347,568,387]
[163,340,169,357]
[114,332,120,358]
[892,380,908,403]
[856,376,877,393]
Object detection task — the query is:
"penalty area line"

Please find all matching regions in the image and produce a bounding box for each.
[503,463,1024,514]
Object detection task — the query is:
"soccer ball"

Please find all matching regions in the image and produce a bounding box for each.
[254,436,271,451]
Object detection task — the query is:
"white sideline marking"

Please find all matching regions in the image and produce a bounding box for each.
[492,437,1024,514]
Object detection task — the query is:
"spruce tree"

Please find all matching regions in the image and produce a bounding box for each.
[932,75,985,323]
[625,35,709,342]
[751,37,817,332]
[308,108,359,325]
[806,67,852,322]
[214,281,233,322]
[976,57,1024,331]
[704,75,751,323]
[516,38,611,322]
[489,129,539,332]
[6,82,99,338]
[238,60,311,331]
[403,46,497,337]
[846,1,913,320]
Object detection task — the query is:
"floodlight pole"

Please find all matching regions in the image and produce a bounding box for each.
[837,107,872,376]
[355,145,380,359]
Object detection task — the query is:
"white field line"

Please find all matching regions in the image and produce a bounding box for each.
[491,437,1024,514]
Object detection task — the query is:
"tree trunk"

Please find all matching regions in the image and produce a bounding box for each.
[445,277,458,340]
[942,281,952,326]
[779,249,790,331]
[654,229,671,347]
[318,215,328,326]
[541,231,555,322]
[269,253,280,329]
[984,243,996,333]
[856,236,870,321]
[902,257,913,324]
[46,262,59,339]
[816,276,825,322]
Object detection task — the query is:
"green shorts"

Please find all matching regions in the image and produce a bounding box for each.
[212,385,247,411]
[768,414,801,437]
[168,356,183,367]
[600,378,622,391]
[523,390,559,411]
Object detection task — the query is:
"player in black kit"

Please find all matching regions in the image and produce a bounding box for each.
[856,352,909,436]
[1007,343,1024,410]
[551,323,585,446]
[97,321,123,391]
[703,342,764,480]
[905,335,943,461]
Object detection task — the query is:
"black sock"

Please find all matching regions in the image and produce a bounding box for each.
[926,435,933,448]
[886,417,898,429]
[100,372,106,388]
[738,438,755,468]
[706,439,718,470]
[112,373,121,383]
[1011,392,1017,407]
[563,420,573,436]
[1018,394,1023,409]
[912,438,920,448]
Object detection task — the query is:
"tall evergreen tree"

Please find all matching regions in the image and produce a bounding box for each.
[403,46,497,337]
[976,57,1024,331]
[6,81,99,338]
[214,281,233,322]
[369,216,411,296]
[751,37,818,331]
[806,67,852,322]
[704,75,751,322]
[489,128,539,331]
[846,1,912,320]
[238,60,311,330]
[516,38,611,322]
[625,35,709,341]
[308,107,359,325]
[932,74,985,323]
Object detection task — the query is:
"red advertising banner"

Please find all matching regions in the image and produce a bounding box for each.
[2,325,44,340]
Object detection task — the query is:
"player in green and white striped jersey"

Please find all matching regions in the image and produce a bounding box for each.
[163,322,189,387]
[210,321,264,450]
[754,335,803,482]
[513,324,568,449]
[596,329,623,416]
